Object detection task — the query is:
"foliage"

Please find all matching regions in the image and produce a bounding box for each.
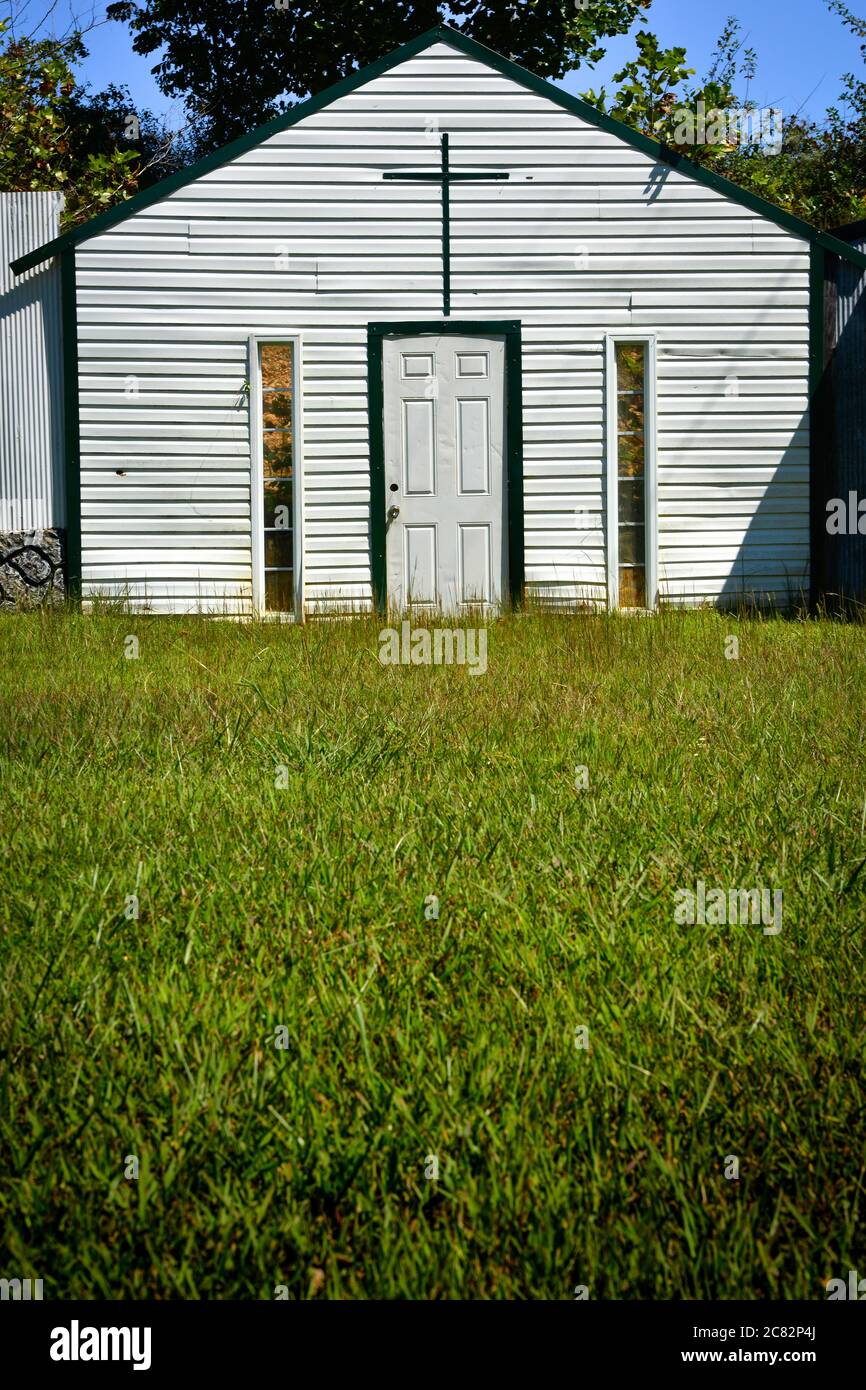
[582,8,866,230]
[0,19,139,225]
[1,608,864,1297]
[0,18,200,228]
[106,0,652,152]
[582,27,739,147]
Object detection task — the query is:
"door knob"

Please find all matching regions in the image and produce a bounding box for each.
[387,505,400,522]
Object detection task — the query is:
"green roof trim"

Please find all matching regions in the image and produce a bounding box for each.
[60,249,81,603]
[11,24,866,275]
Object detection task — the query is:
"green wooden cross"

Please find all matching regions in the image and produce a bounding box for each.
[383,133,509,317]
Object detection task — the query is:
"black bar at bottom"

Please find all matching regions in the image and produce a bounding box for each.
[2,1298,860,1377]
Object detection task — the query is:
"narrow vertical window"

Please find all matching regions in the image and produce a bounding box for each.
[260,343,294,612]
[615,343,647,609]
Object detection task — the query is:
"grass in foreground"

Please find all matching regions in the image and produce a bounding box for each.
[1,606,865,1299]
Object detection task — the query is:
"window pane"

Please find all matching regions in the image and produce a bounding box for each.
[618,478,644,527]
[263,392,293,430]
[261,343,294,390]
[264,478,293,528]
[263,433,293,477]
[617,431,645,479]
[265,531,293,568]
[618,524,645,567]
[619,565,646,608]
[617,390,645,436]
[260,343,295,614]
[265,569,294,612]
[615,343,645,394]
[614,344,650,610]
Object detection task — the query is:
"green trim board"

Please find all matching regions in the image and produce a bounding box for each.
[60,249,81,603]
[10,25,866,276]
[368,328,386,614]
[809,243,828,610]
[367,320,524,614]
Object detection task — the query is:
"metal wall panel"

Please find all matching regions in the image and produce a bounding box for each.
[826,235,866,602]
[0,192,65,528]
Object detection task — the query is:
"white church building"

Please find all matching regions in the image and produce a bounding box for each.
[6,25,865,617]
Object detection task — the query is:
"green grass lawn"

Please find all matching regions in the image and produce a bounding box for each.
[1,606,865,1299]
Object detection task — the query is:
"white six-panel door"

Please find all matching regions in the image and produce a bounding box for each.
[383,334,506,613]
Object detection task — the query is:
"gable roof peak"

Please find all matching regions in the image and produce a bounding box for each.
[10,22,866,275]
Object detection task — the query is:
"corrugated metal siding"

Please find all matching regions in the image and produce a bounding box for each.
[73,40,811,613]
[835,234,866,333]
[827,235,866,602]
[0,192,65,529]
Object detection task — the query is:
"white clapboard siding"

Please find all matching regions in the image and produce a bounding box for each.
[73,37,812,611]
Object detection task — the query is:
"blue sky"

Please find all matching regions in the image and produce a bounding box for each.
[10,0,865,129]
[559,0,864,124]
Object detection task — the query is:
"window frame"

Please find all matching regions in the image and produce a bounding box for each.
[249,334,304,620]
[604,333,658,611]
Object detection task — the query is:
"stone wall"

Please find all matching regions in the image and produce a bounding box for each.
[0,530,66,609]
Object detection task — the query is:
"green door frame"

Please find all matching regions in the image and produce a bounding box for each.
[367,319,524,615]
